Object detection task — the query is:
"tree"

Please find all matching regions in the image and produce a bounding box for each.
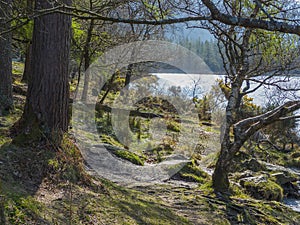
[0,0,13,115]
[203,1,300,192]
[20,0,34,83]
[19,0,72,140]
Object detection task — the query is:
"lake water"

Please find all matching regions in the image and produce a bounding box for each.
[154,73,300,106]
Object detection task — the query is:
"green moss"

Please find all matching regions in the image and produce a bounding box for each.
[149,144,174,163]
[242,179,283,202]
[12,62,24,76]
[100,134,123,148]
[5,195,44,224]
[166,121,181,132]
[177,159,209,183]
[114,150,145,166]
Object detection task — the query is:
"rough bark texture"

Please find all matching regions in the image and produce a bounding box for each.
[0,0,13,115]
[21,0,72,137]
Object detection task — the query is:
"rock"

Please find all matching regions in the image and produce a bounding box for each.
[240,175,283,201]
[164,154,189,161]
[234,170,254,180]
[240,174,268,186]
[282,182,300,198]
[242,158,266,172]
[271,172,297,185]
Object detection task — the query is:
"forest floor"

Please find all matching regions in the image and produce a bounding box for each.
[1,63,300,224]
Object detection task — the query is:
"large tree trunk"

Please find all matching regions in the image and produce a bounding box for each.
[20,0,72,139]
[0,0,13,115]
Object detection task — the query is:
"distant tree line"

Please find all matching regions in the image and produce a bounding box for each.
[177,37,225,74]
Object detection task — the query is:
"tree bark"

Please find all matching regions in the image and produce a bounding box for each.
[20,0,72,139]
[0,0,13,115]
[81,19,94,102]
[21,43,32,83]
[124,63,133,89]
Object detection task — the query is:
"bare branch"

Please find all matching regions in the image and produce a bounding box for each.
[202,0,300,35]
[234,101,300,140]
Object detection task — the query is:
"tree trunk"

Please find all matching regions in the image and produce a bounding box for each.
[0,194,5,225]
[212,159,230,192]
[81,19,94,102]
[20,0,72,139]
[212,77,244,192]
[21,43,32,83]
[124,63,134,89]
[0,0,13,115]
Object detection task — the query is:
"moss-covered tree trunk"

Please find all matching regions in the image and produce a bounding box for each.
[20,0,72,139]
[0,0,13,115]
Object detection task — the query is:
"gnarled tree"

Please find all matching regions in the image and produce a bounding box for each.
[202,0,300,192]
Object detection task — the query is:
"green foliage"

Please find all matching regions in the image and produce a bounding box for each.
[194,95,212,121]
[250,30,299,66]
[143,2,170,20]
[166,120,181,132]
[12,19,33,41]
[218,79,260,119]
[71,18,113,64]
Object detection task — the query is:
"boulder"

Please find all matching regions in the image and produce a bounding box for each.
[271,172,297,185]
[282,181,300,198]
[240,175,283,201]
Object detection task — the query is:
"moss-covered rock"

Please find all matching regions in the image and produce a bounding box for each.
[240,175,283,201]
[114,150,145,166]
[271,172,297,185]
[172,159,209,183]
